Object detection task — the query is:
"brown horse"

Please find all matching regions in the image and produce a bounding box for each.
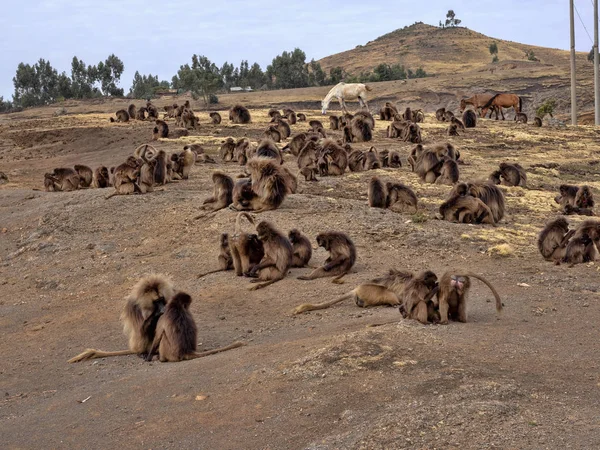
[480,93,522,120]
[460,94,502,119]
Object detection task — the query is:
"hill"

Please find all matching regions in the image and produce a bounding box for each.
[317,23,587,76]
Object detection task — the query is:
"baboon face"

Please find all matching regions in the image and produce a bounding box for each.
[256,222,272,240]
[220,233,229,247]
[316,234,330,251]
[288,229,301,243]
[422,271,438,289]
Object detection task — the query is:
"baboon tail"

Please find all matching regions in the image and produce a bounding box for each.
[197,268,225,279]
[191,341,246,358]
[105,191,118,200]
[248,278,280,291]
[293,293,353,315]
[68,349,135,363]
[331,272,349,284]
[463,273,503,313]
[235,212,255,233]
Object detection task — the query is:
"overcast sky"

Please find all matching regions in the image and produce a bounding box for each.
[0,0,596,99]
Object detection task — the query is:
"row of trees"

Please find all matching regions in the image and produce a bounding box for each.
[5,47,428,110]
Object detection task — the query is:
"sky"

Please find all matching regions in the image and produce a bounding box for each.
[0,0,596,99]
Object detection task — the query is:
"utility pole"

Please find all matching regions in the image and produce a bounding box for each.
[595,0,599,125]
[570,0,577,126]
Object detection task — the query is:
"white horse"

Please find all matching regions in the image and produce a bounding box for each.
[321,82,372,115]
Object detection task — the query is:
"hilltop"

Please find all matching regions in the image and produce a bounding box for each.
[317,23,587,76]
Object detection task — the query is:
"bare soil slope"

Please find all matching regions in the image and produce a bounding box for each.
[1,104,600,449]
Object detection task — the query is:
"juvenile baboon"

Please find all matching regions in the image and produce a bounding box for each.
[146,102,159,120]
[68,274,175,362]
[319,139,348,175]
[369,176,387,208]
[563,235,597,265]
[309,119,324,131]
[297,113,306,122]
[563,204,595,216]
[538,217,572,262]
[329,115,340,130]
[298,232,356,283]
[219,138,236,162]
[462,110,477,128]
[283,132,315,156]
[575,186,595,209]
[282,167,298,194]
[447,123,460,136]
[379,102,399,121]
[163,104,178,118]
[105,156,142,198]
[181,110,199,129]
[386,120,405,139]
[437,271,502,324]
[293,284,401,314]
[137,158,155,194]
[231,178,256,210]
[534,117,543,127]
[74,165,93,188]
[451,117,465,130]
[228,213,265,276]
[256,139,283,164]
[197,233,234,278]
[209,112,222,124]
[152,150,168,185]
[92,166,110,188]
[154,119,169,138]
[515,112,528,123]
[234,138,251,165]
[136,106,148,121]
[412,109,425,123]
[443,111,455,122]
[380,149,402,168]
[289,229,313,268]
[350,116,373,142]
[402,107,413,122]
[246,221,293,290]
[171,148,196,179]
[401,271,440,324]
[145,292,245,362]
[436,108,446,122]
[342,126,354,144]
[229,104,251,124]
[111,109,129,123]
[128,104,137,119]
[554,184,580,209]
[263,126,282,143]
[197,172,234,215]
[386,182,418,213]
[298,140,319,181]
[286,111,297,124]
[435,158,460,185]
[495,162,527,187]
[44,168,81,192]
[273,118,291,139]
[364,147,381,170]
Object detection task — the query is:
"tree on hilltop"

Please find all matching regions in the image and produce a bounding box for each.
[445,10,461,27]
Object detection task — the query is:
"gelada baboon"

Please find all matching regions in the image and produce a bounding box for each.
[439,188,495,225]
[297,140,319,181]
[263,126,282,143]
[451,117,465,130]
[415,148,443,183]
[283,132,314,156]
[435,158,459,185]
[143,291,245,362]
[380,149,402,168]
[170,148,196,179]
[363,147,381,170]
[128,104,137,119]
[379,102,399,121]
[288,229,312,268]
[229,213,265,277]
[386,182,418,213]
[298,232,356,283]
[105,156,142,199]
[229,104,251,124]
[209,112,222,124]
[555,185,595,211]
[231,178,255,210]
[538,217,572,262]
[273,118,291,139]
[401,271,440,324]
[462,109,477,128]
[447,123,460,136]
[467,182,505,223]
[44,168,81,192]
[437,271,502,324]
[146,101,159,120]
[194,172,234,219]
[246,221,293,291]
[297,113,306,122]
[154,119,169,139]
[110,109,129,123]
[93,166,110,188]
[436,108,446,122]
[197,233,234,278]
[136,106,148,120]
[350,116,372,142]
[491,163,526,187]
[256,138,283,164]
[515,112,528,123]
[74,165,93,188]
[286,110,297,124]
[233,157,290,212]
[293,284,400,314]
[369,177,387,208]
[329,115,340,130]
[534,117,542,127]
[219,138,236,162]
[68,274,175,362]
[319,139,348,176]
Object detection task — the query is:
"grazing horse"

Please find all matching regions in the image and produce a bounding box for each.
[480,93,522,120]
[460,94,501,119]
[321,82,372,114]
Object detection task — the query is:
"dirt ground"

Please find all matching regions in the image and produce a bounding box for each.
[1,100,600,450]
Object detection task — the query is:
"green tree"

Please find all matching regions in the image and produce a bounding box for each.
[266,48,309,89]
[329,67,344,84]
[96,54,124,96]
[129,72,169,99]
[489,42,499,63]
[536,98,556,118]
[246,63,266,89]
[12,59,60,107]
[414,67,427,78]
[0,96,13,113]
[445,10,461,27]
[172,55,223,105]
[373,63,394,81]
[70,57,96,99]
[220,62,235,88]
[525,50,539,62]
[308,59,327,86]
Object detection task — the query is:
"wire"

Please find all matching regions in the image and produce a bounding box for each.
[574,0,594,44]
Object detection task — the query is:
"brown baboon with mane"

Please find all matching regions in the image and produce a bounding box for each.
[351,116,372,142]
[44,168,81,192]
[128,104,137,119]
[297,140,319,181]
[110,109,129,123]
[229,104,251,124]
[273,118,291,139]
[256,138,283,164]
[462,109,477,128]
[329,115,340,130]
[263,126,282,143]
[538,217,572,262]
[92,166,110,188]
[74,165,93,188]
[369,176,387,208]
[386,182,418,213]
[209,112,222,124]
[401,271,440,324]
